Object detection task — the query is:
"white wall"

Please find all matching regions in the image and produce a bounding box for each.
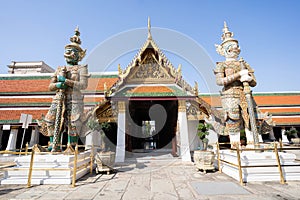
[188,121,219,151]
[188,120,199,151]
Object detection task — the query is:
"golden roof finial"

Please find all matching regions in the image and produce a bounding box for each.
[118,64,122,76]
[193,81,199,96]
[147,16,152,40]
[177,64,182,74]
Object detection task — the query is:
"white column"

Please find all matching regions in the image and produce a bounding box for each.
[281,128,289,143]
[29,126,39,147]
[115,101,126,163]
[6,128,18,151]
[178,100,191,162]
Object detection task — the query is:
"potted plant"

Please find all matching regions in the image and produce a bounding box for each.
[285,127,299,144]
[87,117,115,174]
[194,122,215,173]
[197,122,211,150]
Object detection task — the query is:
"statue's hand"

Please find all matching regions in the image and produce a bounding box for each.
[240,74,253,82]
[57,75,66,82]
[56,82,67,89]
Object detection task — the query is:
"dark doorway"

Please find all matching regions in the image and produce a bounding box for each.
[127,100,178,152]
[0,130,10,150]
[16,126,32,150]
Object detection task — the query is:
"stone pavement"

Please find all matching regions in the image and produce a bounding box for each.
[1,153,300,200]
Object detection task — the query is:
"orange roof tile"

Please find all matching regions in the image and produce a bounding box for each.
[86,77,119,92]
[128,86,173,93]
[260,108,300,115]
[272,117,300,125]
[253,95,300,106]
[0,80,50,93]
[0,110,48,122]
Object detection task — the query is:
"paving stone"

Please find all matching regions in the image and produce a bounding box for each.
[37,191,69,199]
[1,155,300,200]
[122,173,151,200]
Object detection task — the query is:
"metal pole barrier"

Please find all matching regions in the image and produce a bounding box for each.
[216,142,221,173]
[72,145,78,188]
[90,144,94,174]
[279,139,283,152]
[27,147,35,188]
[19,127,27,157]
[274,143,285,184]
[25,143,29,156]
[236,145,244,185]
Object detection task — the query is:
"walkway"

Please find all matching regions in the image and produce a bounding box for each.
[1,152,300,199]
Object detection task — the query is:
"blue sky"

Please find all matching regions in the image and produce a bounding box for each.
[0,0,299,92]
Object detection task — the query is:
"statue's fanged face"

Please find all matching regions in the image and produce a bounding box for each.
[64,47,80,65]
[223,41,240,60]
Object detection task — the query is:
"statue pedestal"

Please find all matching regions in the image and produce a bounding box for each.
[218,150,300,182]
[0,151,92,185]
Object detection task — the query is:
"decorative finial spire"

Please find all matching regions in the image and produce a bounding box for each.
[221,21,236,44]
[65,26,86,61]
[193,81,199,96]
[177,64,182,74]
[215,21,241,59]
[147,17,152,40]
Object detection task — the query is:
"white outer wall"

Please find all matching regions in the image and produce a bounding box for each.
[188,121,219,151]
[115,112,126,163]
[188,120,199,151]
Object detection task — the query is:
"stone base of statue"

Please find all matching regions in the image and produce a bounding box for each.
[193,150,215,173]
[218,149,300,182]
[0,151,93,185]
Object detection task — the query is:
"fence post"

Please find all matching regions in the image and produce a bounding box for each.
[72,145,78,188]
[25,143,29,156]
[274,143,285,184]
[27,148,35,188]
[90,144,94,174]
[236,145,244,185]
[279,139,283,152]
[216,142,221,173]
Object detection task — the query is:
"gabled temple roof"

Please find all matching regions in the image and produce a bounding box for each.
[109,19,195,98]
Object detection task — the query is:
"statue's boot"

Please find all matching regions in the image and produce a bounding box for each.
[229,131,240,149]
[48,136,54,151]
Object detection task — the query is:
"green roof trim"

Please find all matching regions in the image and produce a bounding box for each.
[0,119,38,124]
[90,74,119,78]
[0,91,105,95]
[0,74,118,81]
[0,76,51,80]
[0,103,51,107]
[0,120,20,124]
[199,92,300,97]
[114,85,189,97]
[253,92,300,96]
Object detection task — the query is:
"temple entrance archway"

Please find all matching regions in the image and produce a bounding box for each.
[126,100,178,154]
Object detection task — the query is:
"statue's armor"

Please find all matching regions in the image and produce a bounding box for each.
[44,65,89,138]
[215,61,256,135]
